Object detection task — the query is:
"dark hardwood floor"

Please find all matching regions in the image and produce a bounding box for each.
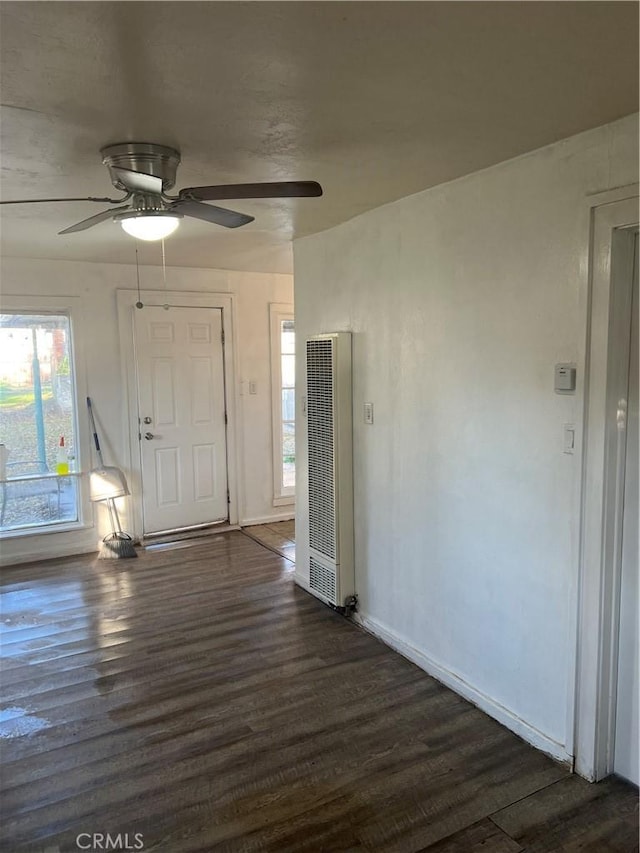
[1,532,637,852]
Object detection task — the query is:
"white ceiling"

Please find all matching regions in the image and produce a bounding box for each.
[1,2,637,274]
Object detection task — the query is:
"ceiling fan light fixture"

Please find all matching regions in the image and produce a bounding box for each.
[119,212,181,241]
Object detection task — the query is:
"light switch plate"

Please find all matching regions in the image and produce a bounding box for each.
[563,423,576,454]
[555,363,577,394]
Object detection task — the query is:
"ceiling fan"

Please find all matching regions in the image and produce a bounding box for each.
[0,142,323,241]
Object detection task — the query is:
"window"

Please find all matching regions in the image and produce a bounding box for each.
[0,313,80,533]
[270,304,295,504]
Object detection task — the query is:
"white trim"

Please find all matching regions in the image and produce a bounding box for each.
[142,521,241,544]
[269,303,295,503]
[574,191,639,781]
[584,182,639,206]
[1,517,89,540]
[116,289,242,540]
[294,570,571,765]
[241,511,295,527]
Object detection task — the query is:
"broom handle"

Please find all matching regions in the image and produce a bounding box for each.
[109,498,125,535]
[106,497,118,535]
[86,397,106,468]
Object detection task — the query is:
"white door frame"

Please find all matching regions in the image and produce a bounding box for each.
[269,302,295,507]
[574,185,639,780]
[117,289,242,538]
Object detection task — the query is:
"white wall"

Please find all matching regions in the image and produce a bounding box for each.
[293,114,639,762]
[0,258,293,565]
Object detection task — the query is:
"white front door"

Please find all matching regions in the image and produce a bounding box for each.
[614,232,639,785]
[134,305,228,534]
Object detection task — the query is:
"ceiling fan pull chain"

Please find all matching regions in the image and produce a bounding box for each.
[135,243,143,309]
[161,239,169,310]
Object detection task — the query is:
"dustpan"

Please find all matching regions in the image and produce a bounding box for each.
[87,397,137,559]
[89,466,130,502]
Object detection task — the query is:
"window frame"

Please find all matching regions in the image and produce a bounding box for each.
[0,295,92,539]
[270,303,295,506]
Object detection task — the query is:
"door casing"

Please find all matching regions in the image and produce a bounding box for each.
[117,289,241,538]
[612,230,638,784]
[574,186,639,780]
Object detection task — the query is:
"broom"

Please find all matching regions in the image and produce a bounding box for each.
[87,397,138,559]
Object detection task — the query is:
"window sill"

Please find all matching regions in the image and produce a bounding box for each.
[0,520,93,540]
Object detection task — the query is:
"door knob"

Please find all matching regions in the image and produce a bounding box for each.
[144,432,155,440]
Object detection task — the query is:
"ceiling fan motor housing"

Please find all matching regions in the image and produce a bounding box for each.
[101,142,181,192]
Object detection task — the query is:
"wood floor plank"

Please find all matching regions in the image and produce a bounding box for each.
[243,524,296,561]
[1,531,637,853]
[491,774,640,852]
[416,817,522,852]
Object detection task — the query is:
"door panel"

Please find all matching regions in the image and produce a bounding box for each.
[193,444,217,500]
[155,447,180,506]
[191,358,214,423]
[152,359,177,425]
[134,306,228,533]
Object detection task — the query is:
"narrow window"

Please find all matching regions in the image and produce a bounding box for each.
[0,313,80,533]
[270,304,295,504]
[281,318,296,491]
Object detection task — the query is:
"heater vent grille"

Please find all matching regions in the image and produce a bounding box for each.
[310,557,337,604]
[306,338,336,560]
[303,332,354,610]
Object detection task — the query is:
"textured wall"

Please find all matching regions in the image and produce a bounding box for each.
[293,114,639,759]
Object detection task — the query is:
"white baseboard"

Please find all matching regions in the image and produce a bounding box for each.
[293,574,569,763]
[351,610,570,765]
[293,572,311,593]
[241,512,295,527]
[212,569,571,764]
[292,574,571,766]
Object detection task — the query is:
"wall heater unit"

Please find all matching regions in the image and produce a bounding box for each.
[306,332,355,608]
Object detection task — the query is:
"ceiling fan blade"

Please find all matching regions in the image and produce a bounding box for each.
[171,199,254,229]
[1,195,128,205]
[112,167,163,195]
[59,205,131,235]
[178,181,323,201]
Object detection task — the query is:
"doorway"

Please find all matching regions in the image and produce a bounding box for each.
[117,289,240,540]
[133,304,229,535]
